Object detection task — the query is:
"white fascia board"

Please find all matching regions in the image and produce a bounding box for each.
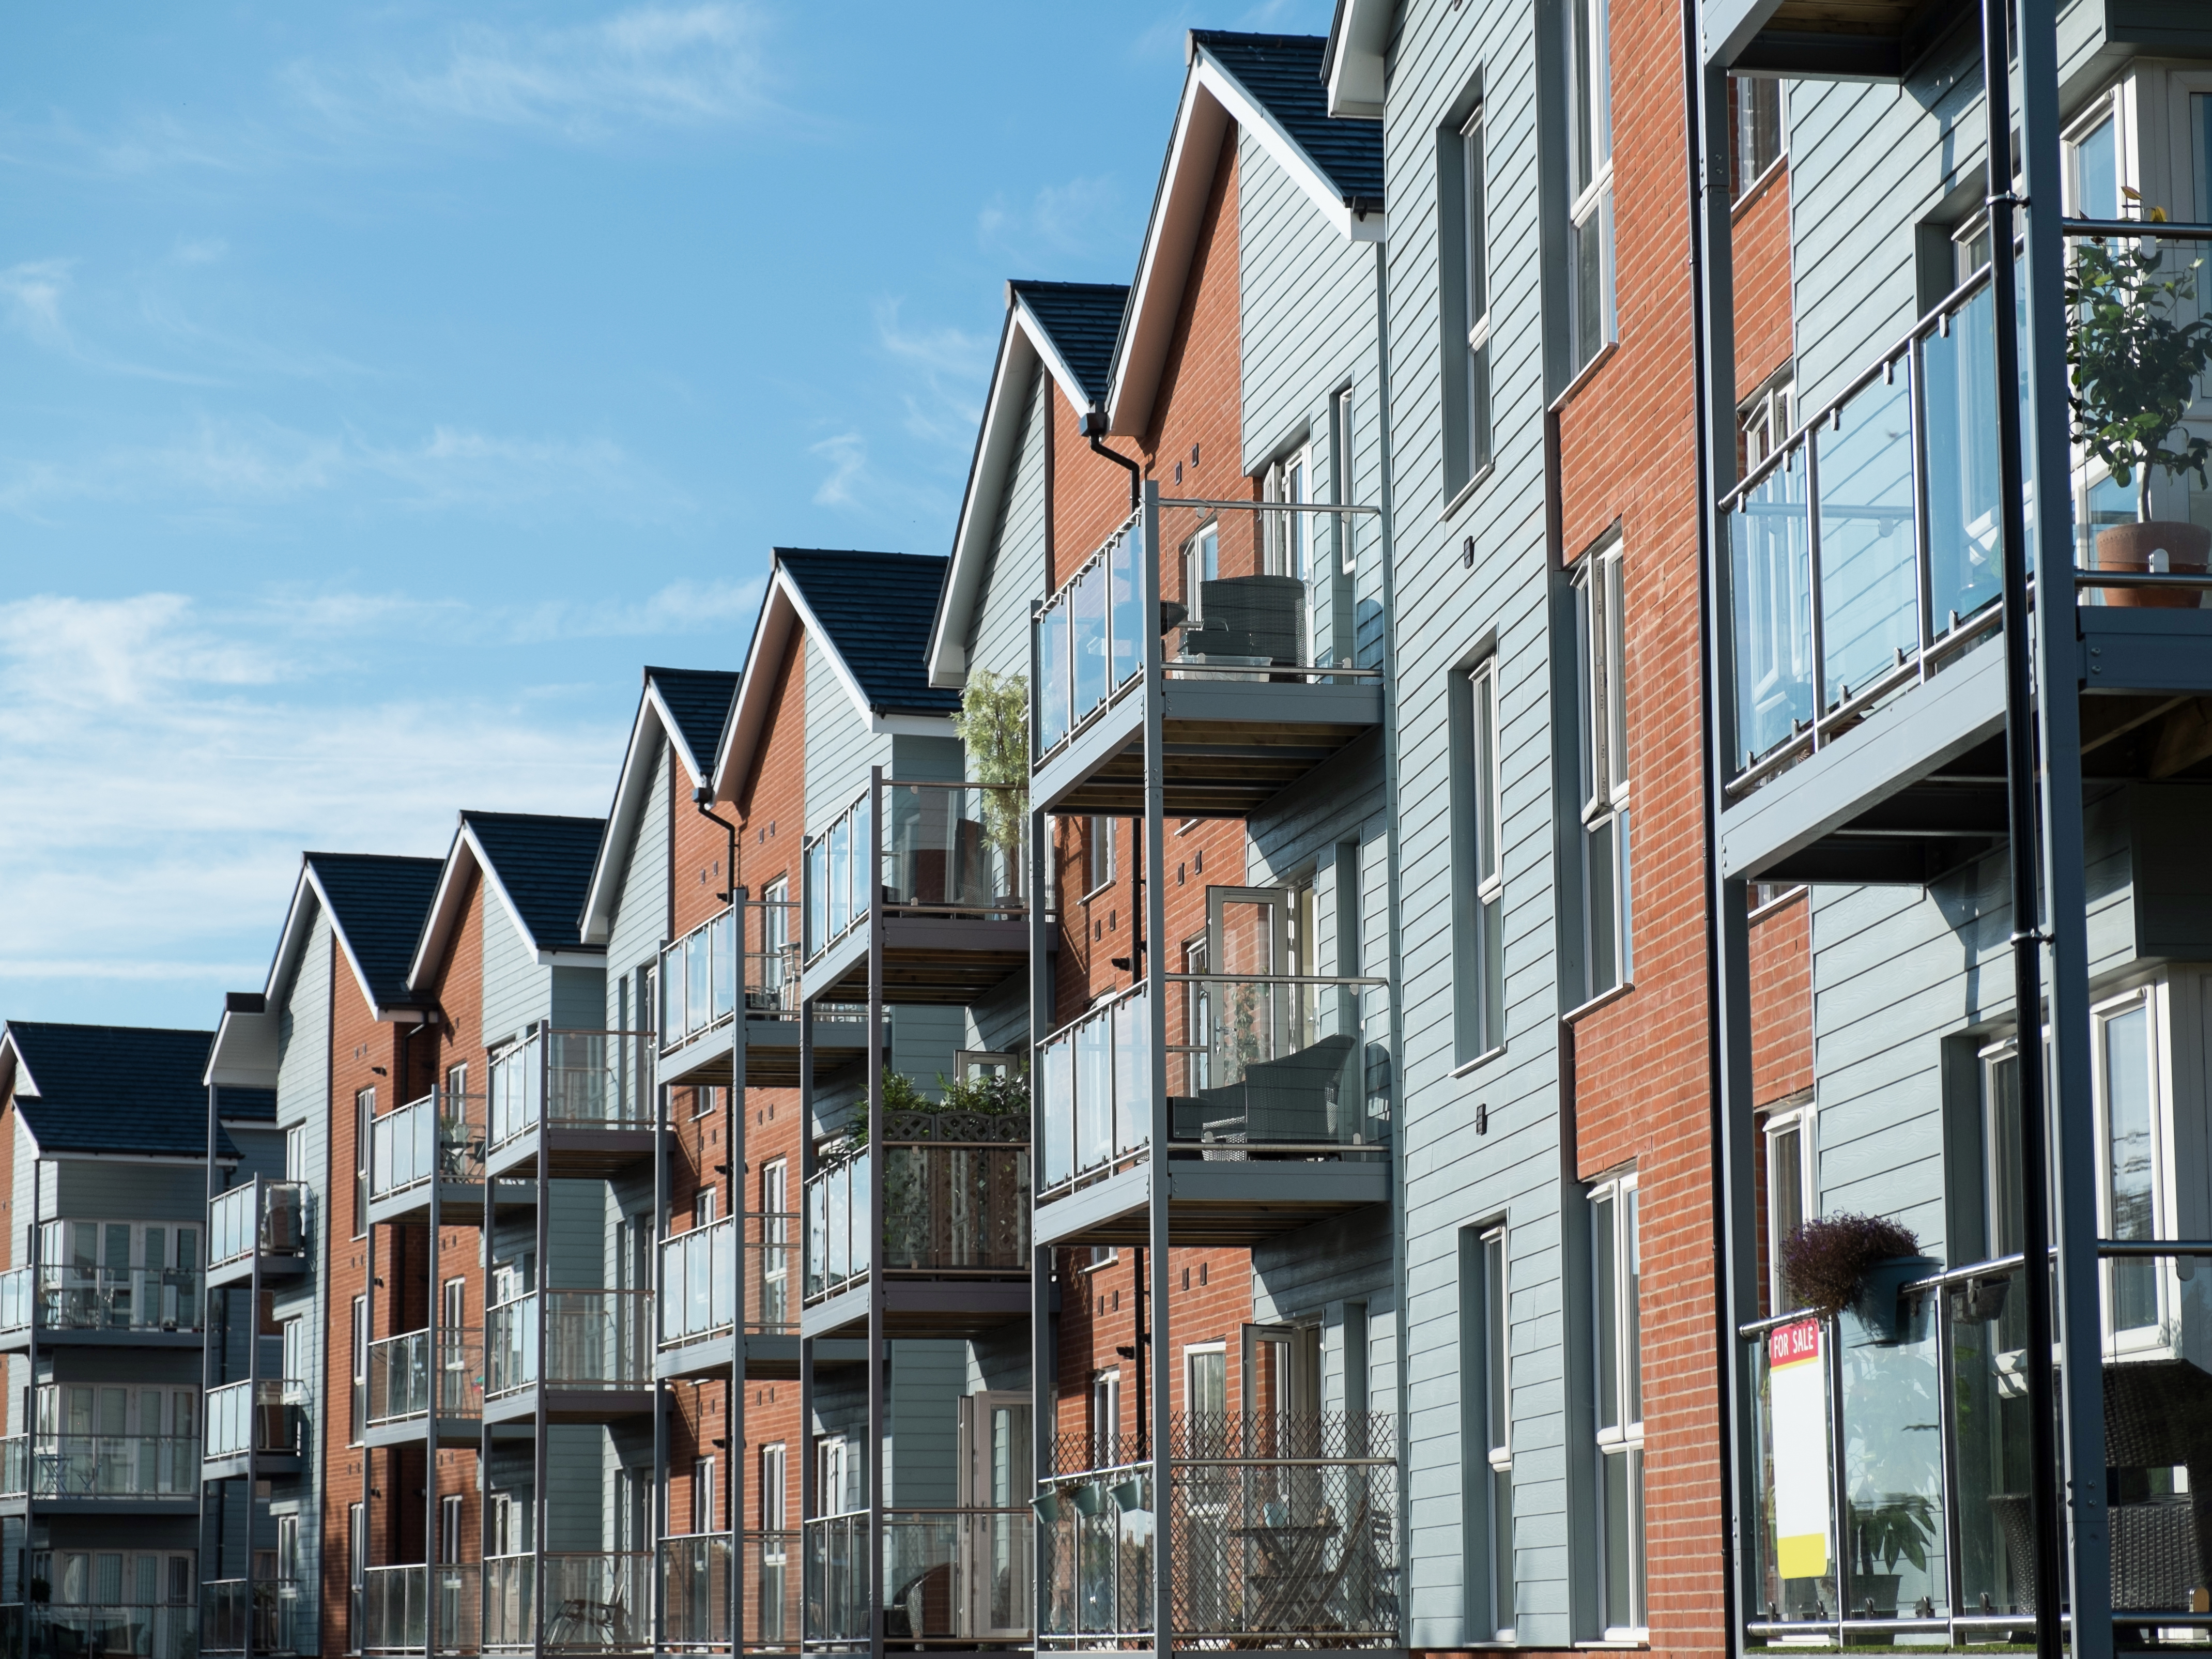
[1109,69,1232,437]
[406,821,480,991]
[870,714,958,739]
[713,576,799,804]
[40,1150,227,1168]
[1015,301,1096,417]
[535,949,609,968]
[646,679,711,788]
[1325,0,1392,118]
[1192,53,1384,243]
[261,863,322,1009]
[775,567,883,737]
[205,1007,279,1089]
[581,688,675,945]
[931,309,1038,691]
[303,862,410,1024]
[0,1031,35,1102]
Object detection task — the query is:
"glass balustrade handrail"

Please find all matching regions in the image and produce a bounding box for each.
[1036,979,1148,1052]
[486,1028,654,1149]
[208,1180,311,1267]
[804,778,1030,963]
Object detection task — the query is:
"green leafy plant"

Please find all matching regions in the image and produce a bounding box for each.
[2066,201,2212,522]
[1781,1212,1921,1318]
[953,671,1030,863]
[937,1065,1030,1117]
[826,1067,930,1157]
[1853,1493,1938,1577]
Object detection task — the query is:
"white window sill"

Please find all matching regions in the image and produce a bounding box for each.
[1451,1044,1508,1079]
[1562,979,1635,1023]
[1552,340,1620,412]
[1747,884,1808,924]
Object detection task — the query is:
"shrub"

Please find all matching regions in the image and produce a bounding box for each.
[1781,1212,1921,1318]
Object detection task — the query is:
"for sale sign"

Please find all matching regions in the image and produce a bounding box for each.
[1768,1318,1829,1580]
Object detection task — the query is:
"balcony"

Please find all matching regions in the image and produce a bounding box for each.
[0,1262,204,1351]
[1037,1413,1397,1652]
[19,1602,197,1659]
[204,1376,308,1479]
[801,1116,1031,1341]
[361,1562,481,1656]
[483,1553,647,1653]
[658,1531,800,1654]
[657,1213,824,1382]
[0,1433,199,1513]
[800,780,1029,1008]
[1742,1243,2212,1643]
[364,1329,484,1448]
[1030,502,1383,822]
[483,1289,653,1423]
[370,1089,500,1227]
[204,1578,304,1656]
[483,1029,656,1184]
[207,1178,311,1290]
[1033,977,1391,1248]
[1715,225,2212,885]
[659,903,878,1089]
[804,1510,1034,1653]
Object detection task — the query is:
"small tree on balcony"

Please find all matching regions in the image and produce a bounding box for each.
[953,671,1029,875]
[2066,201,2212,521]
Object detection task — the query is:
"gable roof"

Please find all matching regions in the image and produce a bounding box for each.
[928,282,1130,688]
[1108,29,1385,438]
[713,549,958,802]
[1,1022,238,1161]
[580,666,741,947]
[1322,0,1393,119]
[252,852,444,1036]
[411,811,609,990]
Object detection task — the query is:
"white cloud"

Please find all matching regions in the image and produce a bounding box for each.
[810,431,865,508]
[0,259,76,352]
[284,4,792,144]
[873,298,990,447]
[978,175,1120,261]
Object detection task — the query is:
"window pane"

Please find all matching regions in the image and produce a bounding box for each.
[1491,1466,1515,1638]
[2104,1004,2158,1331]
[1587,813,1618,996]
[1485,1232,1509,1451]
[2074,114,2117,220]
[1623,1186,1641,1425]
[1986,1052,2024,1256]
[1464,117,1486,325]
[1603,1449,1634,1627]
[1770,1123,1803,1306]
[1593,1195,1619,1431]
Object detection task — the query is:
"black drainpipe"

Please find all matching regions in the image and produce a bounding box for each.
[1079,409,1142,512]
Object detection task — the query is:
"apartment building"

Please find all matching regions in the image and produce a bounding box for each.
[0,1022,239,1659]
[1695,0,2212,1651]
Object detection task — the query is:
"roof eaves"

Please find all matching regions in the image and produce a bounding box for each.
[1189,40,1385,236]
[931,303,1044,691]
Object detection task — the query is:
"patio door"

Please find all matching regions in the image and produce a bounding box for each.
[1242,1324,1325,1531]
[957,1393,1032,1640]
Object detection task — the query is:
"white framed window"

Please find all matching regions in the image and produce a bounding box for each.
[439,1495,463,1564]
[760,1442,788,1533]
[1478,1224,1514,1641]
[1461,102,1494,485]
[1592,1172,1645,1640]
[282,1316,304,1385]
[277,1513,300,1585]
[348,1503,366,1651]
[1460,656,1506,1061]
[284,1123,307,1183]
[1185,1343,1226,1422]
[1764,1101,1815,1312]
[694,1083,717,1119]
[1086,818,1117,897]
[487,1491,519,1557]
[2094,988,2167,1349]
[1328,385,1358,579]
[1568,0,1616,374]
[1264,446,1313,586]
[1084,1245,1119,1271]
[2066,93,2126,222]
[1731,75,1784,198]
[354,1087,374,1239]
[695,1187,718,1228]
[693,1456,717,1535]
[1574,539,1631,1001]
[818,1435,859,1517]
[1090,1369,1122,1468]
[1182,523,1220,622]
[956,1050,1017,1083]
[1741,370,1795,471]
[351,1294,368,1446]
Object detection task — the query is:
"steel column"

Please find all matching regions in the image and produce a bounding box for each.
[730,887,749,1655]
[1140,481,1174,1659]
[865,767,887,1659]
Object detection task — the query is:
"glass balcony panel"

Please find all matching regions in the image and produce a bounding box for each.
[828,817,850,941]
[486,1297,537,1397]
[1036,601,1071,755]
[687,926,714,1038]
[27,1434,197,1498]
[804,1515,871,1648]
[825,1160,850,1290]
[1922,284,2005,630]
[880,1143,1031,1273]
[711,912,735,1022]
[1075,1008,1113,1175]
[657,1532,731,1650]
[360,1564,427,1654]
[483,1554,534,1651]
[202,1577,299,1656]
[663,934,688,1044]
[1112,988,1149,1158]
[1840,1294,1947,1620]
[849,1153,871,1283]
[1816,366,1919,708]
[1040,1037,1073,1193]
[1945,1263,2038,1620]
[33,1263,204,1334]
[744,1530,799,1651]
[205,1378,305,1458]
[208,1185,254,1269]
[1071,558,1109,721]
[1109,524,1143,690]
[882,783,1025,912]
[1172,977,1377,1149]
[30,1603,196,1659]
[1730,458,1814,766]
[882,1510,1035,1642]
[538,1552,647,1650]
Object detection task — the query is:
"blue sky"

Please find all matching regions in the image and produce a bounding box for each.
[0,1,1332,1031]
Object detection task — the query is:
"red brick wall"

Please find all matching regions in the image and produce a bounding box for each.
[1750,890,1811,1108]
[1732,163,1795,399]
[1543,0,1798,1649]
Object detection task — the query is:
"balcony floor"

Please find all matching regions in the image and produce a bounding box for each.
[361,1415,484,1451]
[367,1177,530,1229]
[0,1325,205,1355]
[802,915,1028,1008]
[1035,1156,1391,1249]
[660,1017,884,1090]
[482,1385,656,1426]
[800,1276,1034,1342]
[1035,677,1384,821]
[484,1126,657,1183]
[203,1450,301,1483]
[654,1332,864,1382]
[206,1253,310,1294]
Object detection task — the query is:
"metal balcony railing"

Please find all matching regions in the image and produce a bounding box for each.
[203,1578,302,1655]
[656,1531,801,1652]
[662,901,812,1048]
[1038,1412,1397,1650]
[482,1553,648,1652]
[361,1562,481,1655]
[366,1329,484,1426]
[372,1090,488,1200]
[487,1031,654,1150]
[1036,976,1390,1203]
[485,1291,652,1396]
[1721,222,2212,794]
[803,1125,1030,1305]
[0,1433,198,1499]
[1743,1240,2212,1641]
[0,1263,204,1337]
[205,1377,307,1461]
[208,1179,310,1270]
[802,780,1027,963]
[658,1213,797,1350]
[803,1511,1034,1649]
[20,1603,197,1659]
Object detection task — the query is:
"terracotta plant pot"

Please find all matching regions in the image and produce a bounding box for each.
[2095,520,2212,609]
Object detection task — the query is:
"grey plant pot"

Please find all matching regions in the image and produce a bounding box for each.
[1851,1255,1943,1344]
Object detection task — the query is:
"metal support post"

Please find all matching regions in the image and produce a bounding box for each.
[2015,0,2110,1645]
[798,987,817,1655]
[654,1055,670,1658]
[1140,481,1174,1657]
[533,1050,552,1659]
[429,1136,443,1659]
[730,886,749,1654]
[865,766,888,1659]
[1026,777,1053,1633]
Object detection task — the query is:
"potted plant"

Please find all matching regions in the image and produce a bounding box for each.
[2066,201,2212,608]
[1850,1494,1938,1618]
[951,670,1029,901]
[1781,1212,1939,1342]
